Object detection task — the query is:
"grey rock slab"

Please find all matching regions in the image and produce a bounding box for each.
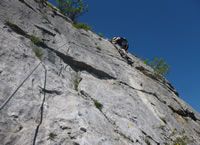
[0,0,200,145]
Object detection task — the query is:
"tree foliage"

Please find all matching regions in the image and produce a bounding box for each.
[144,58,170,77]
[56,0,88,21]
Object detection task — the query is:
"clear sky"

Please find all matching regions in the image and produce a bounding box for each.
[48,0,200,113]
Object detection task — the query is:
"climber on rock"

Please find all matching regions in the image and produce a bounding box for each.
[111,37,129,57]
[111,37,133,65]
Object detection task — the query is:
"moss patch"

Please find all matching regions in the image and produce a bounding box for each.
[72,22,92,31]
[74,73,80,91]
[94,99,103,111]
[29,35,42,45]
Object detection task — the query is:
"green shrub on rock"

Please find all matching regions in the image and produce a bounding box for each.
[56,0,88,22]
[144,57,170,77]
[29,35,42,45]
[98,32,103,38]
[72,22,92,31]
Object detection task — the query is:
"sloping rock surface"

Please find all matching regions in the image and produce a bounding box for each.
[0,0,200,145]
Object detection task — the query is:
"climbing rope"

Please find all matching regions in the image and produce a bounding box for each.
[0,62,42,111]
[32,64,47,145]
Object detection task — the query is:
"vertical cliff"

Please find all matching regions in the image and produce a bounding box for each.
[0,0,200,144]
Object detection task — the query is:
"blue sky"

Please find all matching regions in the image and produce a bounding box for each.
[48,0,200,113]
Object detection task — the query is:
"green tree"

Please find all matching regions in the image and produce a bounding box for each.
[56,0,88,21]
[144,58,170,77]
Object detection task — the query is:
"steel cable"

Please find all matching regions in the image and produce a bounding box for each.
[0,62,42,111]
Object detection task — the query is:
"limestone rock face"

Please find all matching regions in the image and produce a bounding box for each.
[0,0,200,145]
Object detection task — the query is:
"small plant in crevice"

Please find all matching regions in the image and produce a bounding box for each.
[161,132,167,137]
[169,128,177,137]
[74,73,79,91]
[168,129,196,145]
[182,129,185,134]
[172,136,195,145]
[5,21,47,49]
[5,21,45,46]
[144,137,151,145]
[93,99,103,111]
[42,14,52,24]
[18,126,23,131]
[162,128,197,144]
[72,22,92,31]
[47,3,54,9]
[98,32,103,38]
[33,47,43,60]
[172,137,187,145]
[5,21,27,36]
[144,58,170,78]
[43,14,49,21]
[96,46,101,51]
[157,125,166,130]
[27,34,47,47]
[29,35,42,45]
[40,0,46,3]
[48,132,57,141]
[159,116,167,124]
